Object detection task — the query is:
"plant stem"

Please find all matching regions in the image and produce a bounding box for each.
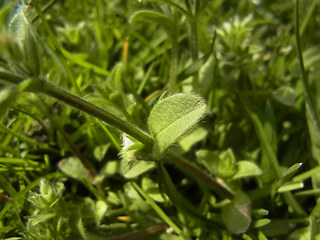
[169,36,178,92]
[33,79,154,146]
[168,9,179,92]
[295,0,320,141]
[50,115,96,178]
[0,70,154,146]
[190,17,199,92]
[168,154,235,199]
[109,222,169,240]
[185,0,200,91]
[1,70,234,199]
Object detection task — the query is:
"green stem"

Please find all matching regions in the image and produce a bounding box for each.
[51,115,96,178]
[184,0,200,91]
[109,223,169,240]
[33,79,154,146]
[169,36,178,92]
[190,18,199,92]
[295,0,320,140]
[1,70,235,200]
[0,69,153,146]
[168,154,235,199]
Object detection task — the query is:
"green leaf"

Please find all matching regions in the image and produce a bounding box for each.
[130,10,175,38]
[272,163,304,195]
[139,0,189,16]
[121,156,155,179]
[39,180,64,203]
[277,181,304,193]
[0,172,64,218]
[272,86,296,106]
[259,219,290,236]
[76,218,87,240]
[60,48,109,76]
[132,182,184,238]
[148,93,207,158]
[221,192,251,234]
[303,45,320,68]
[283,163,304,182]
[141,177,165,202]
[121,135,149,165]
[0,78,34,120]
[260,100,277,183]
[178,54,211,82]
[253,219,271,228]
[158,164,214,230]
[27,212,56,227]
[196,149,236,178]
[96,200,108,225]
[178,127,208,152]
[232,161,262,180]
[94,143,110,162]
[239,94,306,216]
[58,157,91,182]
[9,4,40,76]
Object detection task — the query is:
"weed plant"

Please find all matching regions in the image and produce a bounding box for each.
[0,0,320,239]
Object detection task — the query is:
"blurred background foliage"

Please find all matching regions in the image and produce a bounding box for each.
[0,0,320,239]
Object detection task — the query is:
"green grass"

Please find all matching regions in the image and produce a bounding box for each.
[0,0,320,239]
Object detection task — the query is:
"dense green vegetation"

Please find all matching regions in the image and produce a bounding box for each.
[0,0,320,239]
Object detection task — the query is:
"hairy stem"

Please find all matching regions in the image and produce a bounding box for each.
[0,70,154,146]
[0,70,235,200]
[34,79,154,146]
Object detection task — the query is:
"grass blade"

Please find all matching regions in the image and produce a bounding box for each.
[132,182,184,239]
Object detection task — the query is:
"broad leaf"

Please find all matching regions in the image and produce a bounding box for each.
[58,157,91,182]
[272,86,296,106]
[148,93,207,158]
[142,177,165,202]
[232,161,262,180]
[178,127,208,152]
[121,160,155,179]
[196,149,236,178]
[221,192,251,234]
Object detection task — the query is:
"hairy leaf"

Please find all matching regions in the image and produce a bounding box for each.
[148,93,207,158]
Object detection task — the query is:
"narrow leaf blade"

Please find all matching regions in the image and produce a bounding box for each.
[130,10,174,37]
